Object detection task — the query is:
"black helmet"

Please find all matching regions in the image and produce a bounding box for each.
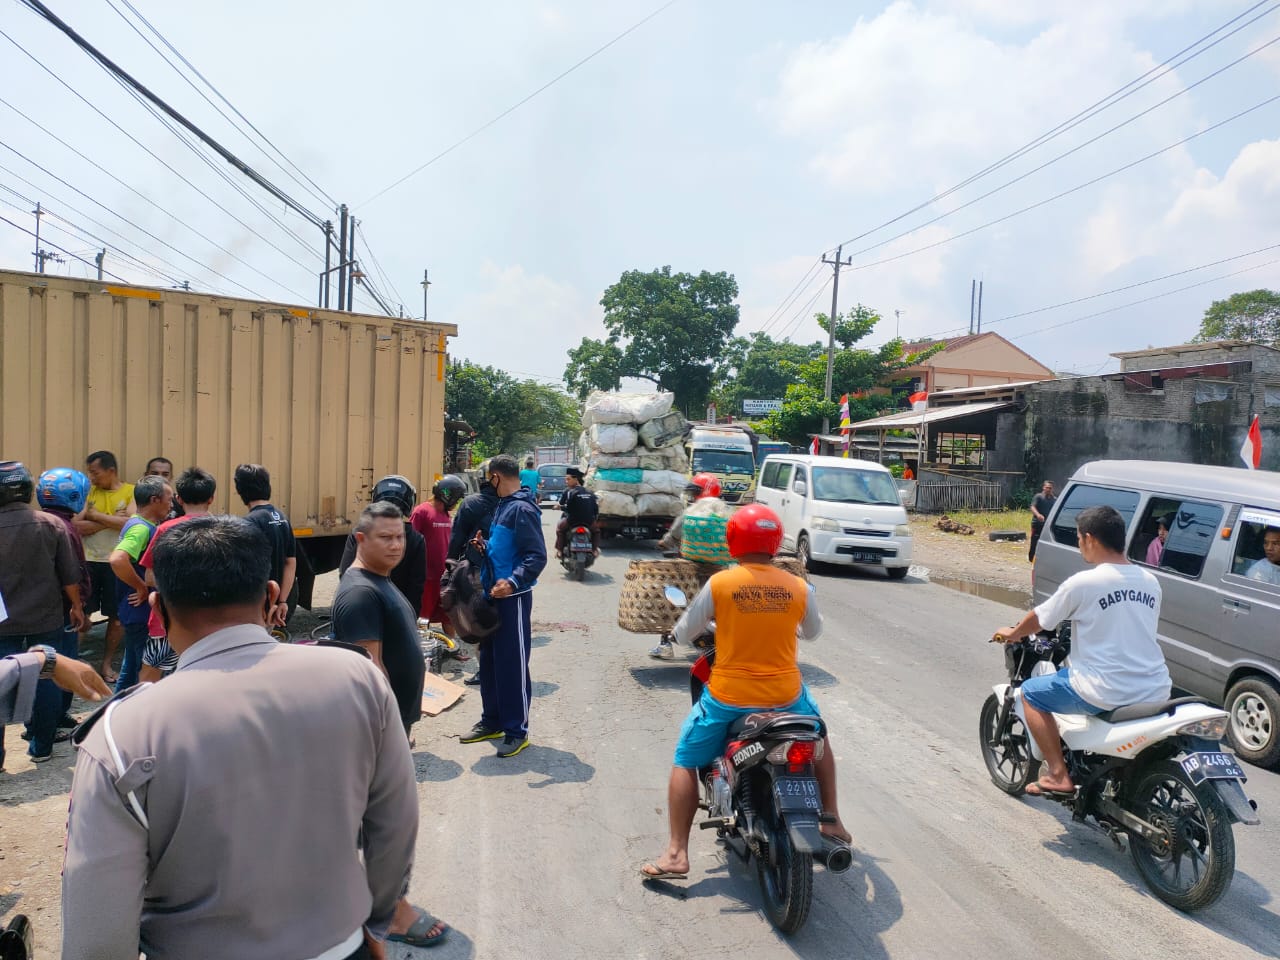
[0,460,34,506]
[432,475,467,510]
[371,474,417,516]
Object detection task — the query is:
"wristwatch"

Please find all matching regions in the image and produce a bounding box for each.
[31,643,57,679]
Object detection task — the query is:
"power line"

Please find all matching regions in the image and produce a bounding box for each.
[359,0,682,207]
[828,0,1280,253]
[754,258,824,336]
[17,0,326,229]
[843,93,1280,275]
[355,223,407,312]
[777,275,833,343]
[841,31,1280,264]
[105,0,337,211]
[0,209,130,280]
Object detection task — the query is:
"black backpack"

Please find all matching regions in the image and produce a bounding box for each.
[439,548,501,640]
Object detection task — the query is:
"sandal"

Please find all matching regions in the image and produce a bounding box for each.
[386,905,449,948]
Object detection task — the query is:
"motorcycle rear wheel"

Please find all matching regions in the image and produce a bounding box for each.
[570,560,585,581]
[1128,760,1234,912]
[755,794,814,933]
[978,693,1041,795]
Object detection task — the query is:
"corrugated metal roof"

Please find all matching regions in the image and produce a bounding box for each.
[849,399,1015,431]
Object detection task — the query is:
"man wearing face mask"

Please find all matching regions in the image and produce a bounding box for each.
[447,461,499,562]
[61,515,419,960]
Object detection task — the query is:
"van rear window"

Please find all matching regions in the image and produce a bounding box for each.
[1050,484,1140,548]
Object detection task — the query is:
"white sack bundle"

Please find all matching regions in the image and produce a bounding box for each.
[596,490,639,517]
[582,390,675,426]
[636,493,684,517]
[637,470,689,497]
[589,422,639,454]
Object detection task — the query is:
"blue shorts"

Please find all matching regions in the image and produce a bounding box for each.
[674,685,823,769]
[1021,668,1104,715]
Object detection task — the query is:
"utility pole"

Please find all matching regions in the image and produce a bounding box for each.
[421,269,431,321]
[895,309,903,338]
[976,280,984,333]
[347,217,358,311]
[95,249,105,281]
[337,205,349,311]
[969,279,976,334]
[322,220,333,308]
[820,244,852,435]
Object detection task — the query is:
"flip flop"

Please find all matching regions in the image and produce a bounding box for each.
[639,863,689,881]
[386,905,449,948]
[1026,780,1075,798]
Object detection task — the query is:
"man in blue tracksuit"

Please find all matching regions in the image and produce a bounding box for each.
[459,455,547,758]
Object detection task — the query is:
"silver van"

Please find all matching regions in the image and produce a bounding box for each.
[1034,460,1280,768]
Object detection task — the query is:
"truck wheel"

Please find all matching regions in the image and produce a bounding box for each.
[1225,676,1280,768]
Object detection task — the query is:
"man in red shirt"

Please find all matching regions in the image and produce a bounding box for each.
[410,476,467,635]
[138,468,217,682]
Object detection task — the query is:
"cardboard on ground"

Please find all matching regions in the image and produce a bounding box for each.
[421,672,466,715]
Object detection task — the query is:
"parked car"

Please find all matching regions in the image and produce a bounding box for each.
[1034,460,1280,768]
[754,454,911,578]
[536,462,572,507]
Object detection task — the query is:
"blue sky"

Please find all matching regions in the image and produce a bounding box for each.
[2,1,1278,384]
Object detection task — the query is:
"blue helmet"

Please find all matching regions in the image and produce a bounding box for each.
[36,467,91,513]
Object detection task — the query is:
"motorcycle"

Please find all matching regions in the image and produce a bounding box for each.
[979,625,1259,912]
[666,587,852,934]
[561,525,596,580]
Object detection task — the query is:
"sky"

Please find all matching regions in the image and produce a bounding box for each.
[2,0,1279,387]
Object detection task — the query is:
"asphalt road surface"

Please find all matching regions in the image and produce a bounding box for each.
[396,512,1279,960]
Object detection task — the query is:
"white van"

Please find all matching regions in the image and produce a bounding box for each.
[754,454,912,578]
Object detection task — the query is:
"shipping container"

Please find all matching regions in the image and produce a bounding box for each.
[0,268,456,604]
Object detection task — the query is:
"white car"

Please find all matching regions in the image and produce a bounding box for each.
[754,454,912,579]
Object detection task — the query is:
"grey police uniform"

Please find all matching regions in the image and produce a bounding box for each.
[61,623,418,960]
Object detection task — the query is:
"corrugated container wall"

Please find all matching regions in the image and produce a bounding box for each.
[0,270,456,539]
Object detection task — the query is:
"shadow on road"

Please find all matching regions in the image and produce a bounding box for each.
[532,680,559,698]
[413,750,464,784]
[470,744,595,789]
[628,664,693,691]
[799,662,840,689]
[387,926,475,960]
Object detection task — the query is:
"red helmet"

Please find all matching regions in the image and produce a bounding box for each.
[727,503,784,559]
[687,472,722,500]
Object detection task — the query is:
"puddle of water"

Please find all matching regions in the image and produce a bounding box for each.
[930,575,1030,610]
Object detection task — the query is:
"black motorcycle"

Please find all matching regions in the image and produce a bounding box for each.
[560,524,595,580]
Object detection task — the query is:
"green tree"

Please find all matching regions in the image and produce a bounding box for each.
[1194,289,1280,345]
[447,360,580,458]
[709,332,823,416]
[563,266,740,413]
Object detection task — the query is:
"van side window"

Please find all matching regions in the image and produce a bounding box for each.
[793,466,807,488]
[1228,510,1280,588]
[1050,484,1140,548]
[761,462,781,489]
[1130,499,1223,578]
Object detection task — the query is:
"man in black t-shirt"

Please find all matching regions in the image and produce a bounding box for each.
[1029,480,1056,562]
[234,464,296,626]
[332,501,425,736]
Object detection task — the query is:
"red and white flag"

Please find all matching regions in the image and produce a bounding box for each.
[1240,415,1262,470]
[810,435,820,455]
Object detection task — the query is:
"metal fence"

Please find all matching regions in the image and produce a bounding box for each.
[912,476,1003,512]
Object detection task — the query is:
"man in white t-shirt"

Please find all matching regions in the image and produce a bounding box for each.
[1245,527,1280,585]
[995,505,1171,797]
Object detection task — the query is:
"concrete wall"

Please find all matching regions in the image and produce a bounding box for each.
[1117,343,1280,374]
[988,367,1280,490]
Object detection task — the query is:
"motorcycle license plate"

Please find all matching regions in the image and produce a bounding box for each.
[1180,751,1245,785]
[773,776,821,813]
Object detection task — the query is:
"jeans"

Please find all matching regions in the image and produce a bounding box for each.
[26,623,80,756]
[0,627,63,765]
[115,620,149,692]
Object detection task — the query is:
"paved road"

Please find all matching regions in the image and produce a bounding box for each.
[397,512,1279,960]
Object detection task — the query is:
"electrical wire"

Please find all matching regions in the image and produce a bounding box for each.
[778,275,833,343]
[355,223,407,312]
[754,258,825,336]
[0,209,132,280]
[359,0,682,207]
[841,32,1280,263]
[843,93,1280,275]
[828,0,1280,252]
[104,0,337,211]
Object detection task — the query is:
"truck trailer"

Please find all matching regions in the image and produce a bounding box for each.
[0,268,456,607]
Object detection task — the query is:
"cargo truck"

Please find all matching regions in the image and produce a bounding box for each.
[0,268,456,608]
[686,425,756,503]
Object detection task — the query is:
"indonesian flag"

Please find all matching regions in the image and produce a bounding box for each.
[908,390,928,404]
[810,435,820,455]
[1240,415,1262,470]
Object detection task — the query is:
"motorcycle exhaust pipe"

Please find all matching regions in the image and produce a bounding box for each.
[816,837,854,874]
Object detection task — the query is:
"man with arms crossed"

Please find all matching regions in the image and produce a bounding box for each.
[995,505,1172,796]
[62,516,419,959]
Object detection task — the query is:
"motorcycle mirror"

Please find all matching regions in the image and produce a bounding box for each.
[664,585,688,608]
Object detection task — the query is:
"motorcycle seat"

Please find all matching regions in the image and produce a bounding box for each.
[727,711,825,740]
[1094,696,1213,723]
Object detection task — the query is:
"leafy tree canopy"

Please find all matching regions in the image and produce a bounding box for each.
[1194,289,1280,345]
[710,332,823,415]
[564,266,740,412]
[447,360,580,459]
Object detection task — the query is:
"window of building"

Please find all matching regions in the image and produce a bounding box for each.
[1049,484,1140,549]
[935,433,987,468]
[1130,498,1223,579]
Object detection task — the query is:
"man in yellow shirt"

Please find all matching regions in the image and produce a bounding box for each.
[73,451,135,682]
[640,504,850,881]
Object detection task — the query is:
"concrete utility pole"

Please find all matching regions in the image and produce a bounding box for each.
[95,249,105,281]
[421,269,431,321]
[820,244,852,435]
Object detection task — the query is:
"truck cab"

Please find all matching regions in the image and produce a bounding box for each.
[686,426,756,504]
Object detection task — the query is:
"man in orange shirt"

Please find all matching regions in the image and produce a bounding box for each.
[640,504,850,881]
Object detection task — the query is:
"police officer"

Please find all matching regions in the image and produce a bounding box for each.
[61,516,426,959]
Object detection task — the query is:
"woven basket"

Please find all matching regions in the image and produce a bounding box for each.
[772,556,809,582]
[617,558,702,634]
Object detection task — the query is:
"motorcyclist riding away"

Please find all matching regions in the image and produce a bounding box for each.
[994,504,1171,797]
[639,504,850,882]
[553,467,599,559]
